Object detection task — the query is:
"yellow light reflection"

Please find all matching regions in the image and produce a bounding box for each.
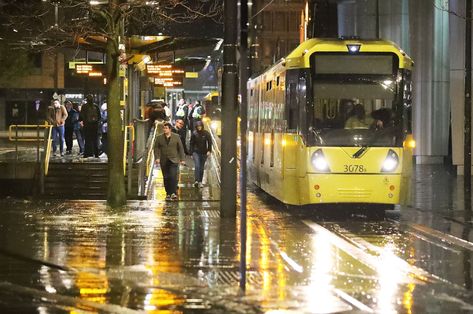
[306,231,335,312]
[376,242,405,313]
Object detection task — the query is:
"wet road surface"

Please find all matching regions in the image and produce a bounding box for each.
[0,164,472,313]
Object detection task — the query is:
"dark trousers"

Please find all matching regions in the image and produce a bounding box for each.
[83,123,99,157]
[101,133,108,155]
[75,129,84,153]
[161,160,179,195]
[192,152,207,183]
[65,126,73,152]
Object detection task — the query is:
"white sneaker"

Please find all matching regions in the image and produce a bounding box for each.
[193,181,199,187]
[198,182,204,188]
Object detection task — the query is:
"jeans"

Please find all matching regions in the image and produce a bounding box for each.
[52,125,65,154]
[161,160,179,195]
[192,152,207,183]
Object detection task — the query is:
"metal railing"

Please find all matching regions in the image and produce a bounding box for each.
[8,124,53,174]
[43,126,53,175]
[146,122,159,178]
[203,120,221,185]
[123,125,135,176]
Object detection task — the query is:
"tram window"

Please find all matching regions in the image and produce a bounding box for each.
[286,83,298,130]
[311,80,403,146]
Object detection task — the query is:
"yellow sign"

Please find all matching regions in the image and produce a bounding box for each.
[185,72,199,78]
[69,61,103,69]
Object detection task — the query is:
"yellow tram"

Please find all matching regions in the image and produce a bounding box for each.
[247,38,415,208]
[203,91,221,136]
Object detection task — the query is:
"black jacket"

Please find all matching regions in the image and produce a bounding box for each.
[190,130,212,154]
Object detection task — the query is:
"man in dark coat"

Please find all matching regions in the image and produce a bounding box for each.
[173,118,189,155]
[154,122,186,200]
[79,95,101,158]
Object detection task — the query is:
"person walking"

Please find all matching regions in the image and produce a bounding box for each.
[175,99,189,127]
[79,95,101,158]
[46,99,68,157]
[64,100,74,154]
[173,118,189,155]
[154,122,186,200]
[188,100,205,132]
[100,102,108,156]
[72,102,84,155]
[190,121,212,188]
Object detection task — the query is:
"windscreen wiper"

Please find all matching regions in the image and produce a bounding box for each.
[352,145,368,158]
[352,128,387,158]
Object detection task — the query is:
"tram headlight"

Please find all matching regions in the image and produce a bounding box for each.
[211,121,218,129]
[311,149,330,172]
[381,149,399,172]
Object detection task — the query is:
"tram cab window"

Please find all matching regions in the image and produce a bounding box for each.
[311,81,403,147]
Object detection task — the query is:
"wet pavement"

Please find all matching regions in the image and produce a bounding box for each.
[0,163,472,313]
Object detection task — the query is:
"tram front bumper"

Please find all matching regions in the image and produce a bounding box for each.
[305,173,402,205]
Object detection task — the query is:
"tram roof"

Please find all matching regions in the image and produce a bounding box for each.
[284,38,413,70]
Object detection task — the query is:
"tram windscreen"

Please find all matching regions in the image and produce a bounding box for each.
[314,54,395,75]
[311,80,403,147]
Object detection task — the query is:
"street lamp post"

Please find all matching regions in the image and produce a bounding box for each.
[220,0,239,217]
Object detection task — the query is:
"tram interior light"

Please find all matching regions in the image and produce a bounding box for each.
[347,44,361,53]
[381,149,399,172]
[311,149,330,172]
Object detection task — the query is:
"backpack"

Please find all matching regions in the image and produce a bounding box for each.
[192,106,203,119]
[85,104,99,123]
[176,105,186,118]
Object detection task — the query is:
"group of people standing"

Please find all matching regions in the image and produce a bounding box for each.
[153,99,212,201]
[46,95,108,159]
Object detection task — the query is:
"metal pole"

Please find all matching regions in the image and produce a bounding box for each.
[375,0,380,39]
[220,0,239,218]
[465,0,472,194]
[239,0,250,292]
[37,125,40,162]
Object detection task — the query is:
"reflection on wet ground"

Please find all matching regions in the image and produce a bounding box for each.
[0,164,472,313]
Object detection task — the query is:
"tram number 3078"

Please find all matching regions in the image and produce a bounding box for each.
[343,165,367,173]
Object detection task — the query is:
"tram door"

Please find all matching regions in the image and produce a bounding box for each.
[6,101,27,126]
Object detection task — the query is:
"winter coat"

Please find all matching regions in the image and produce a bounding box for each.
[190,129,212,155]
[47,105,68,127]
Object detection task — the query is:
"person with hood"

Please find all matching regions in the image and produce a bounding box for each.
[47,99,68,157]
[190,120,212,188]
[79,95,101,158]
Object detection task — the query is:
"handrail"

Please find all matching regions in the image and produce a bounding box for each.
[146,121,159,177]
[123,125,135,176]
[44,126,53,175]
[203,119,221,185]
[8,124,49,142]
[7,125,53,175]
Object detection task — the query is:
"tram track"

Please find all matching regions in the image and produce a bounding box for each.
[303,216,473,291]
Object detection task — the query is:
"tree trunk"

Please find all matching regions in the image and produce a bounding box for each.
[106,35,126,208]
